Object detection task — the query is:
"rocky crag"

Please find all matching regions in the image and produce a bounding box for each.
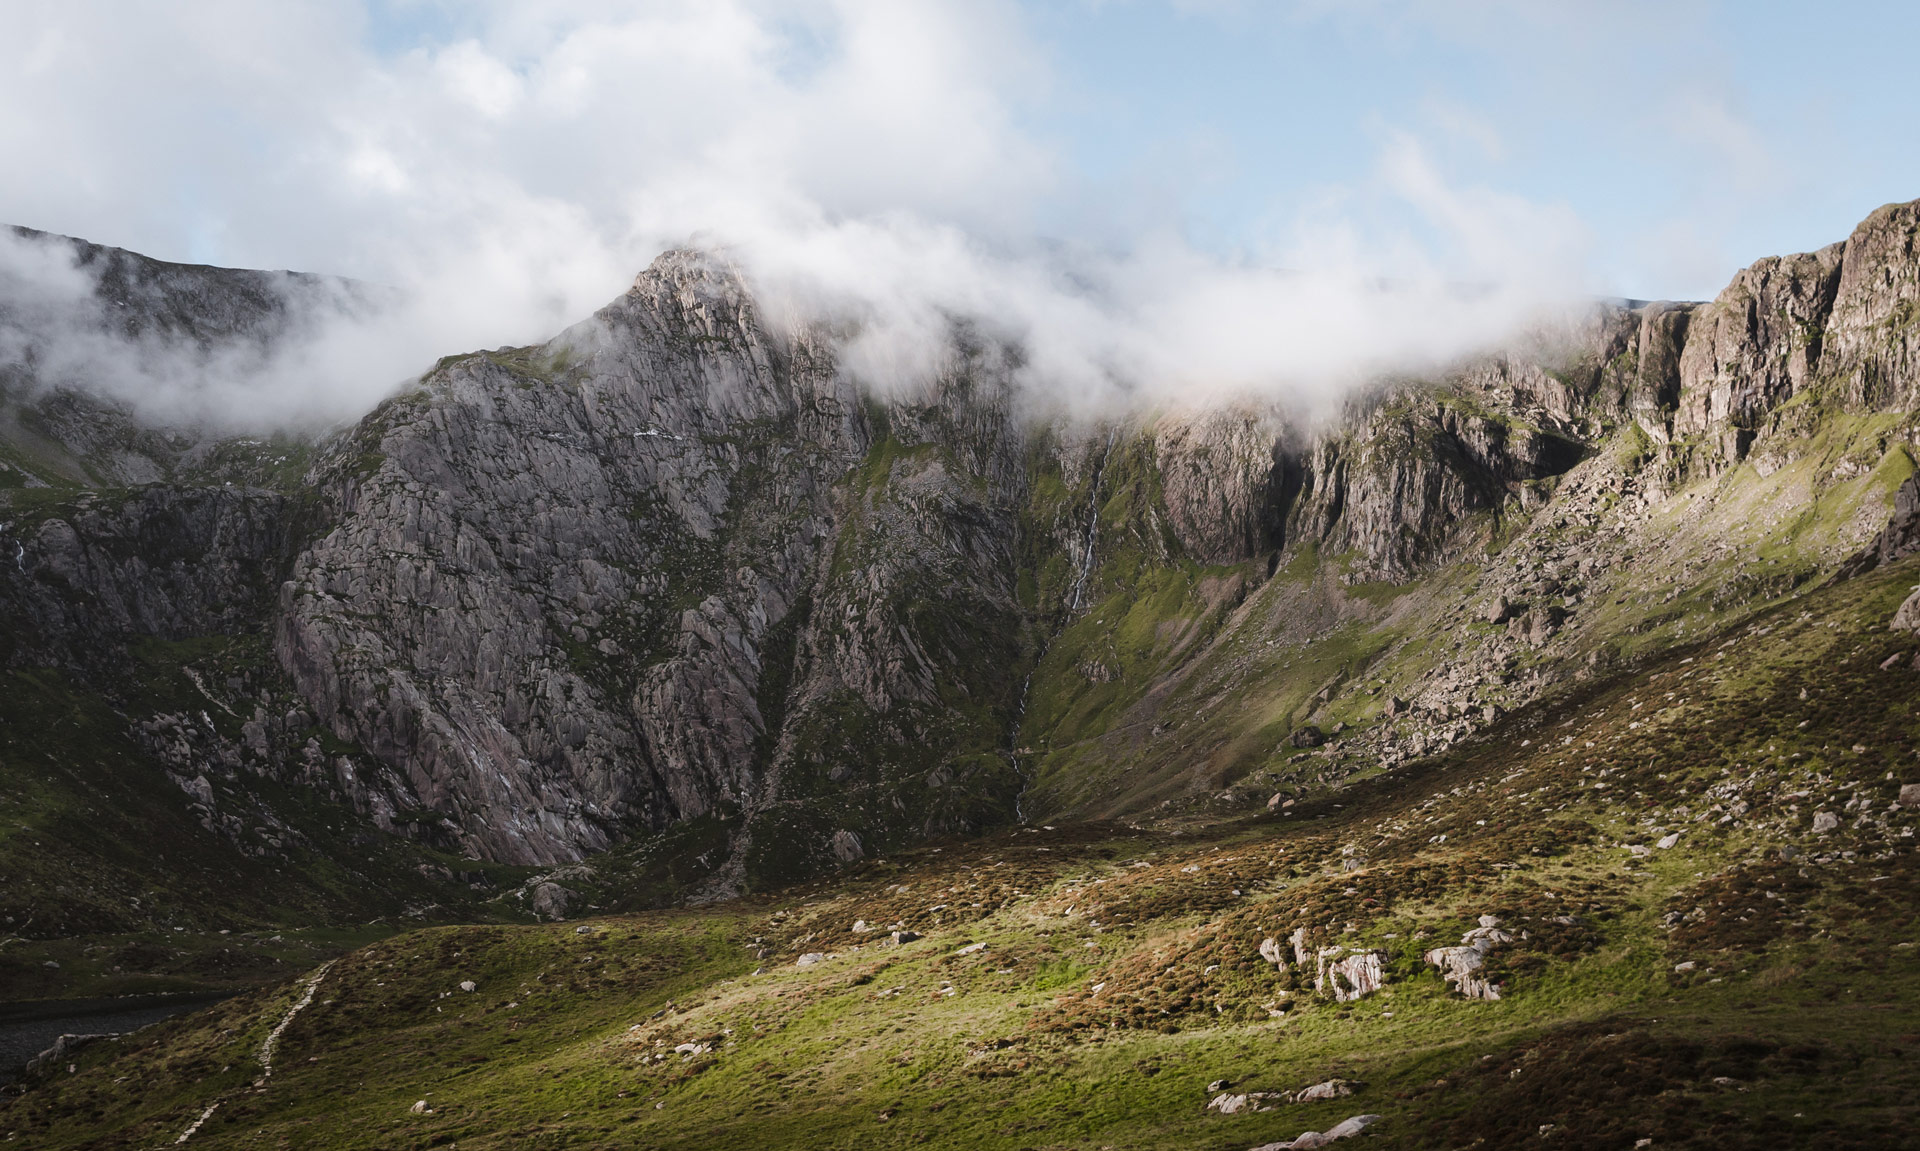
[3,201,1918,918]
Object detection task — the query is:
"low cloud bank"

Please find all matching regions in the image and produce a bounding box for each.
[0,2,1597,432]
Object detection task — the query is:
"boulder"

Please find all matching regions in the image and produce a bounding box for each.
[1251,1113,1383,1149]
[1899,783,1920,806]
[1868,477,1920,569]
[1812,811,1840,834]
[795,952,827,967]
[1294,1078,1359,1102]
[1893,588,1920,632]
[530,881,573,922]
[1317,949,1387,1001]
[1210,1091,1285,1114]
[1426,917,1510,1000]
[1259,937,1289,967]
[1425,944,1497,999]
[25,1034,116,1077]
[830,829,866,864]
[1291,726,1327,749]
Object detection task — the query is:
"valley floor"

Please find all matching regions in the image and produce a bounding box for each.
[6,559,1920,1149]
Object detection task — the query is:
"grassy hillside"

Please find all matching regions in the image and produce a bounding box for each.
[10,555,1916,1148]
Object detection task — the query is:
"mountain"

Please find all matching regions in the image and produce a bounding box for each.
[3,202,1918,1148]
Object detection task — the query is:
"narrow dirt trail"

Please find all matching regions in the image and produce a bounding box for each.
[174,959,336,1144]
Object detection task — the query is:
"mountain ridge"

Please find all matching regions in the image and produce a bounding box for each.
[1,198,1917,898]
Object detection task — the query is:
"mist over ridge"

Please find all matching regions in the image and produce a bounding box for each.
[1,206,1599,436]
[0,2,1611,433]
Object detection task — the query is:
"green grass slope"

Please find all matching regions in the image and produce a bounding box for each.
[10,555,1916,1148]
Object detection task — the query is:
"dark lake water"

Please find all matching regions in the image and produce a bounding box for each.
[0,993,234,1085]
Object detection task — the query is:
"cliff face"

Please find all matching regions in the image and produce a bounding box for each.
[6,199,1920,890]
[275,254,865,864]
[272,255,1035,870]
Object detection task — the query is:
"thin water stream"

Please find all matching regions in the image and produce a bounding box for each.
[1009,427,1117,823]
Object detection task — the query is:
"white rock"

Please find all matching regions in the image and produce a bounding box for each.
[458,980,476,992]
[1324,1115,1382,1139]
[1891,587,1920,631]
[1209,1093,1252,1114]
[1462,925,1513,953]
[1259,937,1289,967]
[1321,951,1386,1001]
[410,1100,430,1114]
[1656,833,1681,849]
[795,952,827,967]
[1294,1078,1357,1102]
[1812,811,1840,834]
[954,941,988,955]
[1256,1114,1382,1149]
[1427,944,1501,1000]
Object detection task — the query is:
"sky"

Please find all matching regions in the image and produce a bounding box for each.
[2,1,1918,426]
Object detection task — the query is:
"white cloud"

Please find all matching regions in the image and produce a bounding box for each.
[0,0,1595,430]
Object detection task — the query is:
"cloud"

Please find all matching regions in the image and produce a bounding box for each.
[0,0,1596,430]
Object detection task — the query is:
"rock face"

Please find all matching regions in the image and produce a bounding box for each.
[275,253,865,862]
[273,253,1032,870]
[9,198,1920,884]
[1675,244,1844,440]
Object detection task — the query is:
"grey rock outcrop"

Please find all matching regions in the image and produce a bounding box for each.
[1314,948,1386,1002]
[1251,1114,1383,1150]
[1675,244,1844,441]
[1892,587,1920,632]
[1425,915,1513,1000]
[1820,201,1920,412]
